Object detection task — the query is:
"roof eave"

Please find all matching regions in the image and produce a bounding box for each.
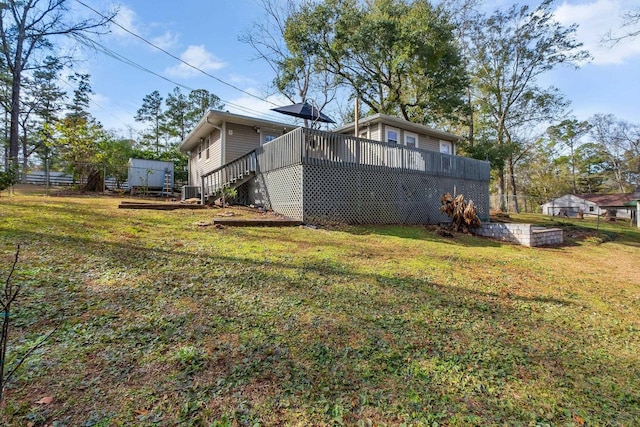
[334,113,460,142]
[179,110,296,152]
[179,112,214,153]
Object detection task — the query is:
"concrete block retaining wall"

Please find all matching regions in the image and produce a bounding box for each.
[474,223,563,247]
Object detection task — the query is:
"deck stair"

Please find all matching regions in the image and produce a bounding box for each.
[200,150,257,204]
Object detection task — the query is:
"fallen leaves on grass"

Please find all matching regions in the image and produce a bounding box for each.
[35,396,53,405]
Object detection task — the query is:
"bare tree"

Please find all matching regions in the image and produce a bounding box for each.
[603,7,640,45]
[589,114,637,192]
[467,0,588,210]
[1,246,60,403]
[239,0,337,126]
[0,0,116,169]
[547,119,592,194]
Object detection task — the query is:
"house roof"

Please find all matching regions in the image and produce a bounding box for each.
[577,193,633,208]
[333,113,460,142]
[179,110,295,152]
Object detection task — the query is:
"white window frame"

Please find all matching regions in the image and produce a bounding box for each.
[262,134,277,145]
[386,126,400,144]
[440,140,453,155]
[404,132,418,148]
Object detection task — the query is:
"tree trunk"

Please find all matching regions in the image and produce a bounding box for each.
[9,75,22,171]
[509,156,519,213]
[21,126,28,183]
[466,87,473,147]
[7,17,27,171]
[570,143,577,194]
[84,168,103,192]
[497,166,506,212]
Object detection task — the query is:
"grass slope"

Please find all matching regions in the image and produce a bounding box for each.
[1,192,639,426]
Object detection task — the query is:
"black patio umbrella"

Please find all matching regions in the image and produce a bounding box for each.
[271,102,335,124]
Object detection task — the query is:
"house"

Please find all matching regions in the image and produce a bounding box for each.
[541,193,635,219]
[333,113,458,156]
[178,110,294,189]
[179,110,490,224]
[629,186,640,228]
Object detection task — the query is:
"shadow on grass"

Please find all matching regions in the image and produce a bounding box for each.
[2,226,638,425]
[323,224,507,248]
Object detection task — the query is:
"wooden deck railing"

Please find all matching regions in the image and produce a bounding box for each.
[200,127,490,203]
[200,150,257,203]
[258,127,490,181]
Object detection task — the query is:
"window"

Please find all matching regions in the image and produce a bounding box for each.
[198,142,202,159]
[205,138,210,159]
[405,132,418,148]
[440,140,452,155]
[386,127,399,144]
[589,206,594,212]
[264,134,277,144]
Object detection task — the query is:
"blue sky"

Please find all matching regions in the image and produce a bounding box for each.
[70,0,640,135]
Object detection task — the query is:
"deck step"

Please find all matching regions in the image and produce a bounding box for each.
[212,217,302,227]
[118,202,205,210]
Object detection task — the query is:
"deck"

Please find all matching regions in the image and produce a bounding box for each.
[200,127,490,200]
[198,127,490,224]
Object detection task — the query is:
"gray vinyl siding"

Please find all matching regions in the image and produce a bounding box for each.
[224,122,261,163]
[189,129,222,185]
[189,151,201,186]
[419,135,440,152]
[210,128,222,168]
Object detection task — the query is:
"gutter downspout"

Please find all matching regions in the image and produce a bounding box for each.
[206,117,222,132]
[198,117,223,199]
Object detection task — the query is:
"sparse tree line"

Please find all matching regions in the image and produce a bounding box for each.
[0,0,224,191]
[0,57,224,190]
[244,0,639,210]
[0,0,638,202]
[134,87,224,156]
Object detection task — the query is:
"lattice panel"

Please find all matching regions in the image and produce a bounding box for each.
[233,183,250,205]
[302,165,489,224]
[247,165,304,220]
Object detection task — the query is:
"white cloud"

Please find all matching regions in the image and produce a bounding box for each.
[227,73,259,86]
[110,4,140,40]
[165,45,226,78]
[151,31,180,50]
[553,0,640,65]
[108,4,180,51]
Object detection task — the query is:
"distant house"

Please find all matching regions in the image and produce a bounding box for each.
[179,110,490,224]
[541,193,634,219]
[630,186,640,228]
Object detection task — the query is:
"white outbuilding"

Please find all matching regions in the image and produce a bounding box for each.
[541,193,634,219]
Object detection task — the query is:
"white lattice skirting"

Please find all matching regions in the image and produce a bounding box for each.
[247,163,489,225]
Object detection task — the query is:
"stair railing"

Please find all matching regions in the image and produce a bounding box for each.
[200,150,257,204]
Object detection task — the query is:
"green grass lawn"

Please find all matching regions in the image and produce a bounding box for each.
[1,191,639,426]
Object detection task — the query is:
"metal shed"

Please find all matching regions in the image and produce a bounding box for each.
[127,158,174,191]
